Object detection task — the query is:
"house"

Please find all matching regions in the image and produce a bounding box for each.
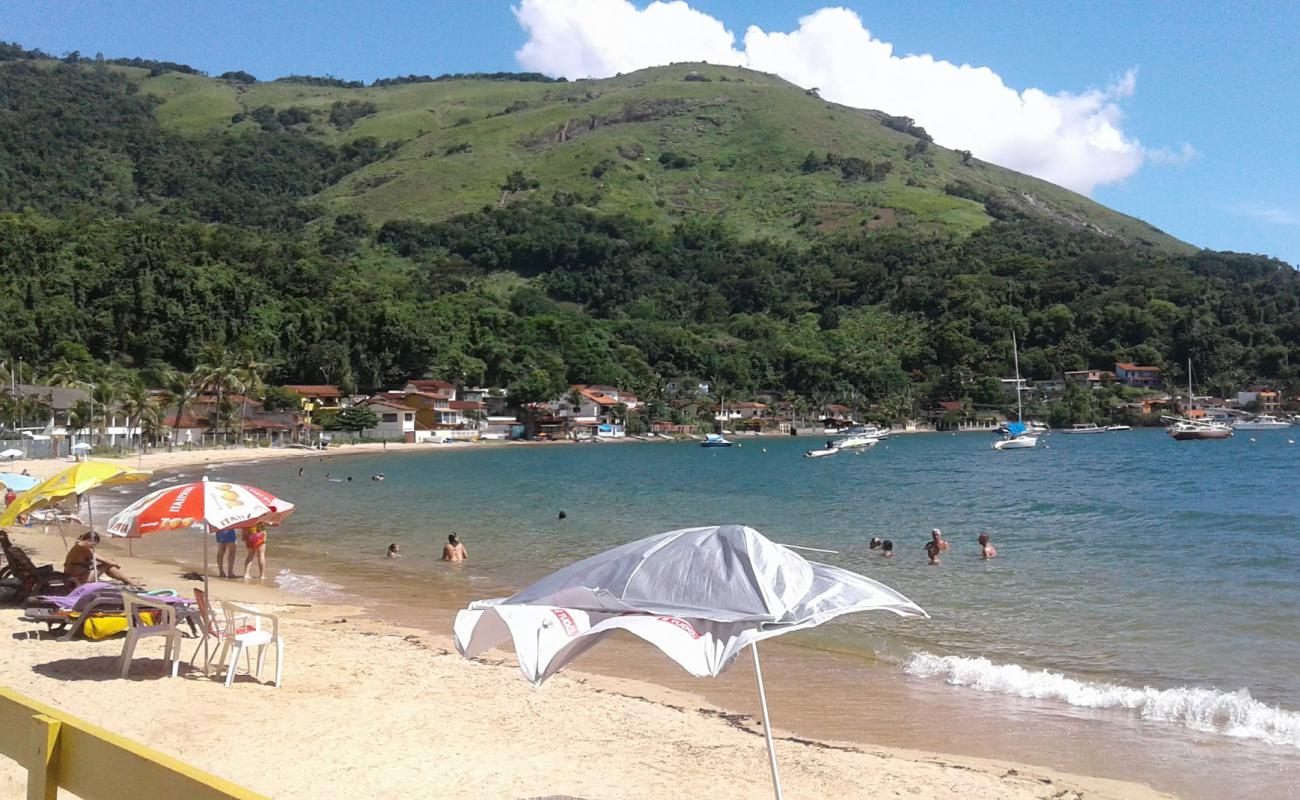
[1236,390,1281,412]
[823,404,855,427]
[665,377,711,396]
[726,401,767,421]
[402,380,455,400]
[1113,364,1161,388]
[361,400,416,443]
[283,385,344,412]
[1064,370,1114,389]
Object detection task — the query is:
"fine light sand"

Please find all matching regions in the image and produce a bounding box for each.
[0,527,1173,800]
[7,440,486,482]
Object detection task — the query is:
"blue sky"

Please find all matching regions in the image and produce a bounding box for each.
[3,1,1298,266]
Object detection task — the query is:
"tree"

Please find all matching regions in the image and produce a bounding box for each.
[335,405,379,438]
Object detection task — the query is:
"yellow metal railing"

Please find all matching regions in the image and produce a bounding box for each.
[0,687,268,800]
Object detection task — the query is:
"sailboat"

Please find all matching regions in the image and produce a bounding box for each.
[993,331,1038,450]
[1165,358,1232,440]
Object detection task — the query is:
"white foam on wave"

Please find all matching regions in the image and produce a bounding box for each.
[274,569,345,600]
[904,652,1300,749]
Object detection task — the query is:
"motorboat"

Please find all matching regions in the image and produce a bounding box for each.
[993,428,1038,450]
[1232,415,1291,430]
[1059,423,1106,434]
[804,447,838,458]
[1166,418,1233,440]
[700,434,734,448]
[993,332,1038,451]
[1105,424,1132,432]
[830,425,889,448]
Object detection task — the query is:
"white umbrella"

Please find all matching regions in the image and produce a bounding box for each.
[0,448,23,459]
[70,442,92,451]
[455,525,927,799]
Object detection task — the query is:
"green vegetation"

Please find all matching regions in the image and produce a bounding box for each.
[0,47,1295,428]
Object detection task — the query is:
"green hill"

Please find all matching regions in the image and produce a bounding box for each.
[2,48,1296,426]
[132,62,1188,249]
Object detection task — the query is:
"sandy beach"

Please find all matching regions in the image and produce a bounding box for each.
[0,522,1172,799]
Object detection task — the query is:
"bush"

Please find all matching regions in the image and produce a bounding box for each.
[658,151,693,169]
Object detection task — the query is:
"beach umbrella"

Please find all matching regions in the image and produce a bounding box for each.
[70,442,92,451]
[454,525,927,800]
[106,478,295,672]
[0,472,40,492]
[0,448,23,460]
[0,461,150,528]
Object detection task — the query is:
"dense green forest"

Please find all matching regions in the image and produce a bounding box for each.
[1,50,1297,424]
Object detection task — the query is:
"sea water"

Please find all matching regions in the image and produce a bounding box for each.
[118,431,1300,798]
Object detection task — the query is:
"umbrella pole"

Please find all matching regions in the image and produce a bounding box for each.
[202,523,212,675]
[751,643,784,800]
[85,495,99,581]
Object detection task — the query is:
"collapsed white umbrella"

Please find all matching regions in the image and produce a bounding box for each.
[455,524,927,799]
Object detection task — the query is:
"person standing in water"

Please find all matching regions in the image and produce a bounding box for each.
[978,532,997,559]
[442,532,468,562]
[930,528,950,553]
[924,539,941,565]
[242,523,269,580]
[387,543,400,559]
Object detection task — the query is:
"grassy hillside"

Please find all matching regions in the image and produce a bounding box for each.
[134,63,1190,250]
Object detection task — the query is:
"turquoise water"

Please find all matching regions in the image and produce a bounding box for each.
[120,431,1300,794]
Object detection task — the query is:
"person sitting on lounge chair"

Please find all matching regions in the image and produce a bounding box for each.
[64,532,141,589]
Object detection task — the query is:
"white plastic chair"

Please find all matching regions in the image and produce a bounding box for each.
[217,601,284,688]
[119,592,182,679]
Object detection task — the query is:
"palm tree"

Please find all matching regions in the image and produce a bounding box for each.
[161,367,200,449]
[138,398,165,448]
[90,374,126,448]
[116,379,153,453]
[195,346,242,444]
[234,354,269,443]
[44,359,83,388]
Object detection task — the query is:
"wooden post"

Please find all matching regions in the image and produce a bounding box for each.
[28,714,61,800]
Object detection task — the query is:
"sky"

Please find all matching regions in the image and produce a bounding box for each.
[3,0,1298,266]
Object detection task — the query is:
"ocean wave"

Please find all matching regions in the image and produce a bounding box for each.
[274,569,345,600]
[904,653,1300,748]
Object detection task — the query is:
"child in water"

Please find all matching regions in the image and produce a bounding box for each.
[924,539,941,565]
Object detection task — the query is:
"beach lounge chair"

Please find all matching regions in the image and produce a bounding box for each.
[23,587,197,641]
[216,600,284,688]
[120,592,184,679]
[0,529,75,601]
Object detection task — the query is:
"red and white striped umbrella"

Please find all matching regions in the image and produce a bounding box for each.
[106,481,294,538]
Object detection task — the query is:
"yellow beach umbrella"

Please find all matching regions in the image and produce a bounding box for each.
[0,462,151,527]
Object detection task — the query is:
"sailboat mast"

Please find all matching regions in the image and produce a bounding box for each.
[1012,331,1023,423]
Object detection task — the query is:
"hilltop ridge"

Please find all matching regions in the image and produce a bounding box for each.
[124,60,1188,249]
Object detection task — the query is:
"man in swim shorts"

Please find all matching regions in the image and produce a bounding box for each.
[215,528,238,577]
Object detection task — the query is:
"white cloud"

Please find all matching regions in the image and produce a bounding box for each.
[1147,143,1200,165]
[1234,206,1300,227]
[513,1,1182,195]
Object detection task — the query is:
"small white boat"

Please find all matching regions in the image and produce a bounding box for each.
[1167,419,1233,440]
[700,434,734,448]
[830,425,889,449]
[1059,423,1106,434]
[993,435,1038,450]
[1232,415,1291,430]
[1105,424,1132,432]
[804,447,838,458]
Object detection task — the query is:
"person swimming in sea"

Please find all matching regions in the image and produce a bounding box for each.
[978,532,997,559]
[869,536,882,550]
[557,510,567,520]
[881,540,894,557]
[387,543,400,559]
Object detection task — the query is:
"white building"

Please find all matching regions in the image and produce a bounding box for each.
[362,400,416,443]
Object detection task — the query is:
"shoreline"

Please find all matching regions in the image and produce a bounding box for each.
[0,526,1173,799]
